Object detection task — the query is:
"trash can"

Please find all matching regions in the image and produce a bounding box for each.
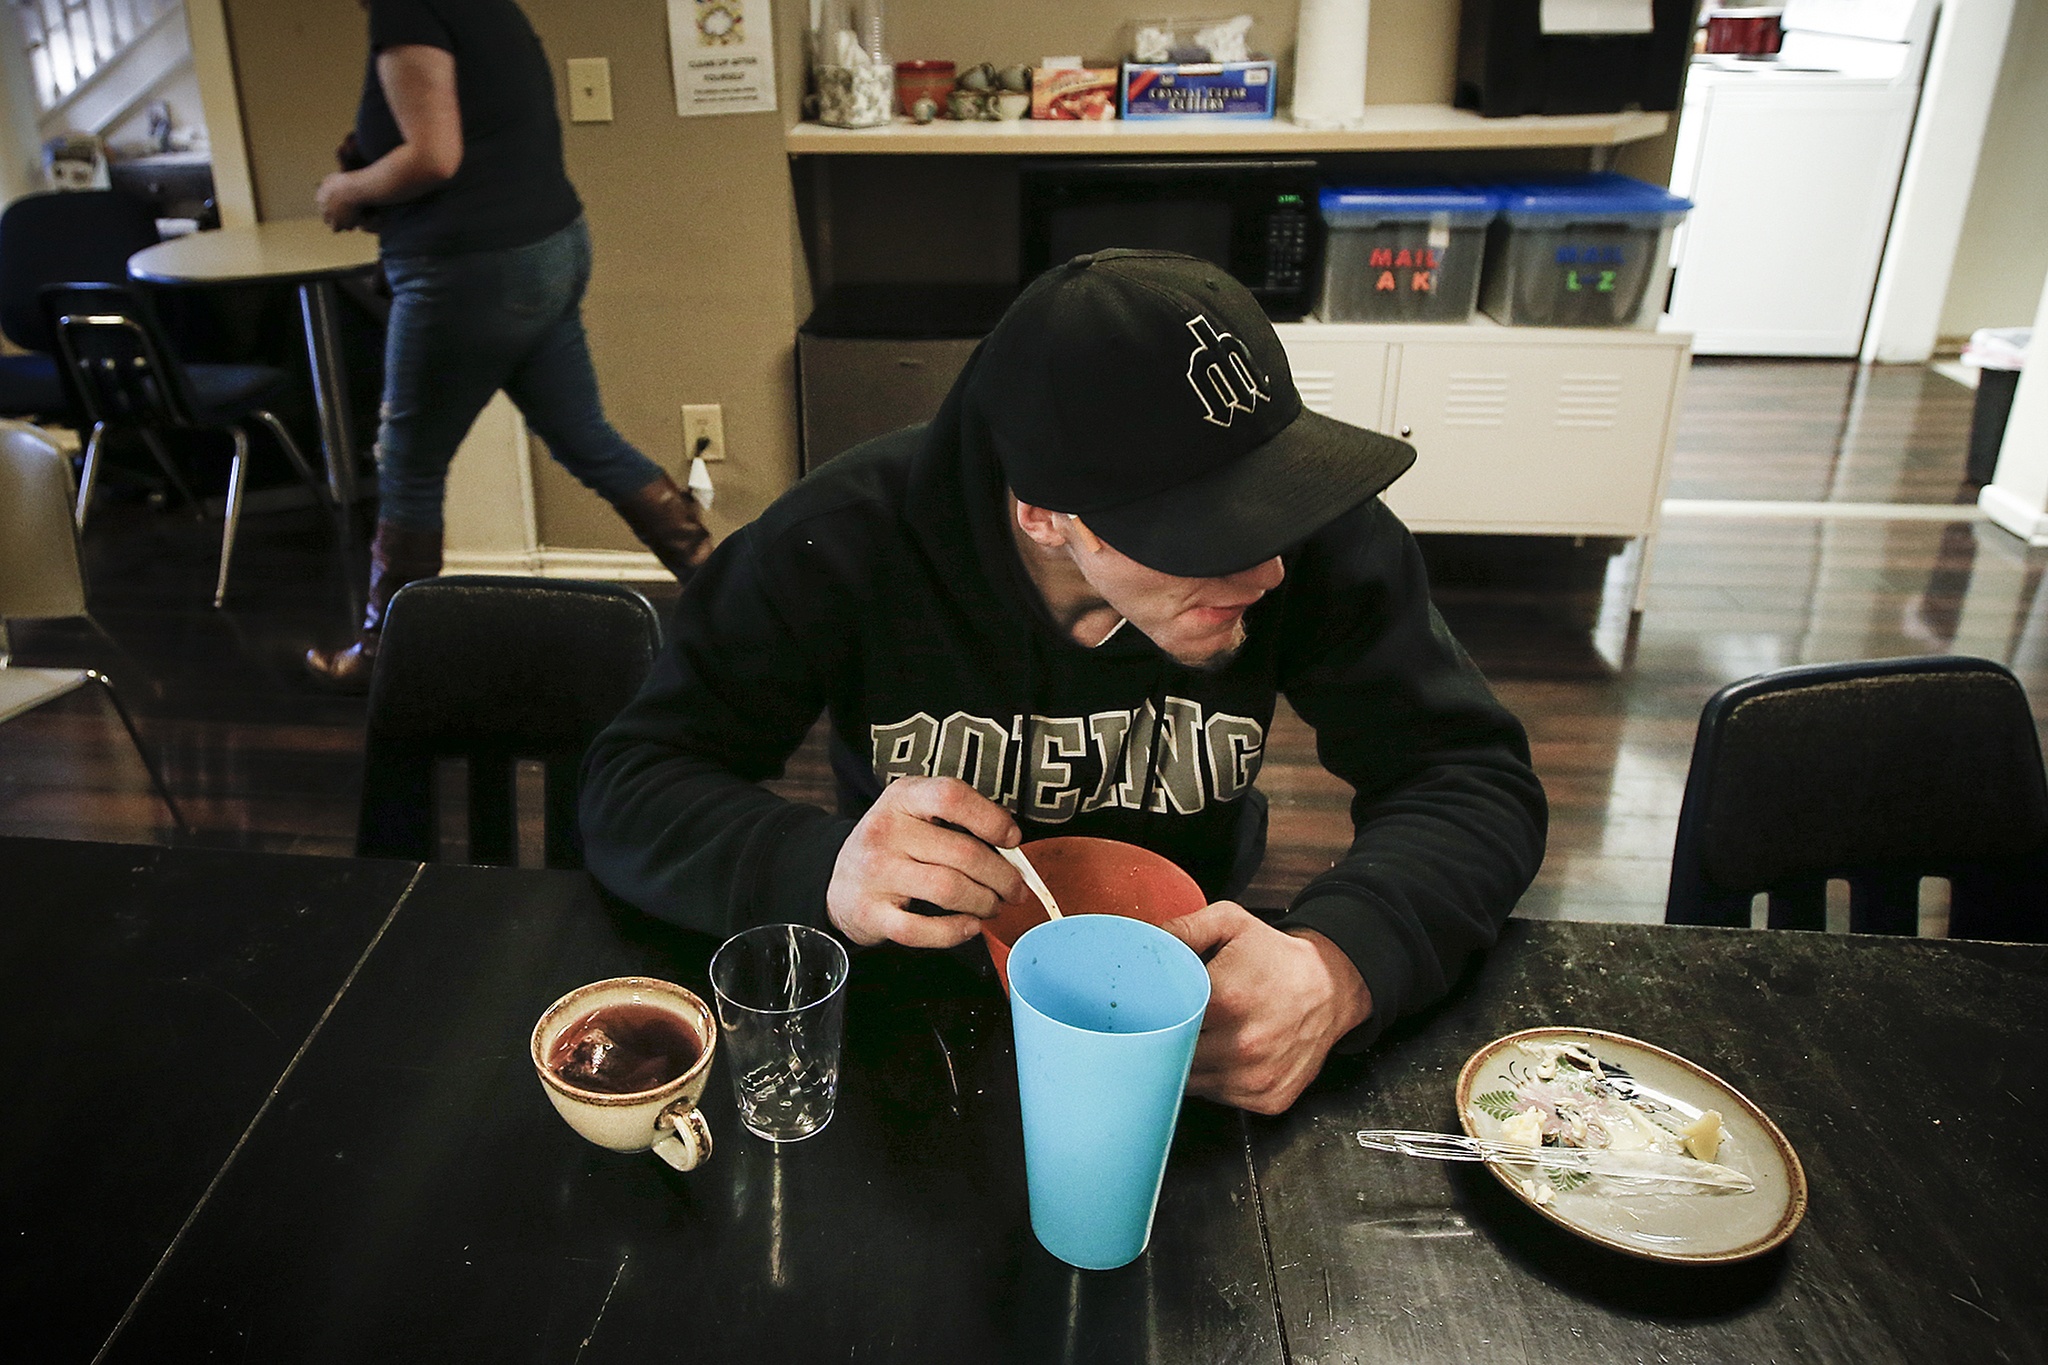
[1963,327,2030,484]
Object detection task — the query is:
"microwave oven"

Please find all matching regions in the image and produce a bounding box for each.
[1018,158,1320,321]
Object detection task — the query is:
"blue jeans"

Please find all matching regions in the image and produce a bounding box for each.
[376,217,663,531]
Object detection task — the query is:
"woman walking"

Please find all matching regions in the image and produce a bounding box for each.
[306,0,710,690]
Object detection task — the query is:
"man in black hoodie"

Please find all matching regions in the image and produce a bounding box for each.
[581,250,1546,1114]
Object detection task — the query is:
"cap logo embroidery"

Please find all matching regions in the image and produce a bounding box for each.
[1184,314,1268,428]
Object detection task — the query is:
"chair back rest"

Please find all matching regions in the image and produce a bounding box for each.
[0,190,160,352]
[43,282,203,430]
[357,576,664,868]
[0,421,89,624]
[1667,655,2048,939]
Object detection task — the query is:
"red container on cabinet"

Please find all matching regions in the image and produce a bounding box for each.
[894,59,955,118]
[1704,8,1784,55]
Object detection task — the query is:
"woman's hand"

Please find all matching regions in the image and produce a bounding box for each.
[316,172,365,231]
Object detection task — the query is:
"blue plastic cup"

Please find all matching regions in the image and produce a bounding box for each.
[1008,914,1212,1270]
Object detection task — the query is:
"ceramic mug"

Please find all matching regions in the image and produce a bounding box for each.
[531,976,718,1171]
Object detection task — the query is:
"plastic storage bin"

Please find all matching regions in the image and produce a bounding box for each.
[1480,174,1692,327]
[1317,185,1496,323]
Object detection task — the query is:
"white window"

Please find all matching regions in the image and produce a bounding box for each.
[13,0,178,110]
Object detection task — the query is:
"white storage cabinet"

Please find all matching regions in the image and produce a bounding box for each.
[1277,321,1692,605]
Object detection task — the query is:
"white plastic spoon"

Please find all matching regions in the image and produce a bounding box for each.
[996,845,1063,920]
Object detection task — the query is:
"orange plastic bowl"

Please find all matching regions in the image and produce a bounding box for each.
[981,836,1208,992]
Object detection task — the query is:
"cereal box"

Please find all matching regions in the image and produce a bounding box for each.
[1031,67,1119,121]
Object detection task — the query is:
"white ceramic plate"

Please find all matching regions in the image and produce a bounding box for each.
[1455,1027,1808,1264]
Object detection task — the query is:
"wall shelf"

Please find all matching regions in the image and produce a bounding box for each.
[786,106,1670,156]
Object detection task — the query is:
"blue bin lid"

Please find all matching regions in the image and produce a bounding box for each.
[1320,185,1497,217]
[1318,185,1499,225]
[1494,172,1692,218]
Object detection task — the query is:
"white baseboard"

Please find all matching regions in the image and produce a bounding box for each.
[1977,484,2048,546]
[441,547,675,582]
[1662,499,1981,521]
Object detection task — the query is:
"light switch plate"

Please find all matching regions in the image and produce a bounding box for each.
[566,58,613,122]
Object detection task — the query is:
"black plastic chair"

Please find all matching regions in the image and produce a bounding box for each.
[357,576,664,868]
[0,189,161,419]
[45,281,333,608]
[1666,655,2048,942]
[0,190,160,425]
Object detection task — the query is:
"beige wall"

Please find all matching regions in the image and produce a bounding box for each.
[1940,0,2048,342]
[221,2,357,222]
[222,0,1674,549]
[222,0,805,548]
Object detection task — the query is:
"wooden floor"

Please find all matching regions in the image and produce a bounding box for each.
[5,357,2039,927]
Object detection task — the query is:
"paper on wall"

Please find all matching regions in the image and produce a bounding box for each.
[671,0,779,117]
[1539,0,1653,34]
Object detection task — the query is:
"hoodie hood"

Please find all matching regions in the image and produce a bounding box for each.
[888,342,1186,840]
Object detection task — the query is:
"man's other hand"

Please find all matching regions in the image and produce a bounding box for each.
[1162,904,1374,1115]
[826,777,1026,950]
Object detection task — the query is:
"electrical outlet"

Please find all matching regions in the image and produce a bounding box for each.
[683,404,725,463]
[566,58,613,122]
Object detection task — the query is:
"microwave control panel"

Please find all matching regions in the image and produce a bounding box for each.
[1236,172,1321,320]
[1262,198,1312,298]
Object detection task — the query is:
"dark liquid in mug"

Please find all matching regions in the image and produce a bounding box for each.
[547,1003,701,1094]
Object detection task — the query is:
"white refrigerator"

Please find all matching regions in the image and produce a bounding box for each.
[1665,0,1939,356]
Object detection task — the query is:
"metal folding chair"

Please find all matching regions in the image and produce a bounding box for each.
[46,281,336,608]
[0,421,185,834]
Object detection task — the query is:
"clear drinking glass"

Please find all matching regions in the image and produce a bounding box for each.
[709,924,850,1143]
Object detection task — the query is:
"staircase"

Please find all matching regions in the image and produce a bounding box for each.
[17,0,191,148]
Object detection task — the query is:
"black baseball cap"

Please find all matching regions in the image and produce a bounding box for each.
[967,249,1415,577]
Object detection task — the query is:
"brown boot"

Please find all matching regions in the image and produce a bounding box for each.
[613,472,714,583]
[304,520,444,693]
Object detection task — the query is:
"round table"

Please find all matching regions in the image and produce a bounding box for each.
[130,219,380,506]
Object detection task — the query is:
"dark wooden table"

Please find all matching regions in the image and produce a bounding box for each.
[1254,919,2048,1364]
[3,838,1277,1364]
[9,837,2045,1363]
[0,838,419,1363]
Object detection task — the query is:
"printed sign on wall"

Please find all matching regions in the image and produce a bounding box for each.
[670,0,778,117]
